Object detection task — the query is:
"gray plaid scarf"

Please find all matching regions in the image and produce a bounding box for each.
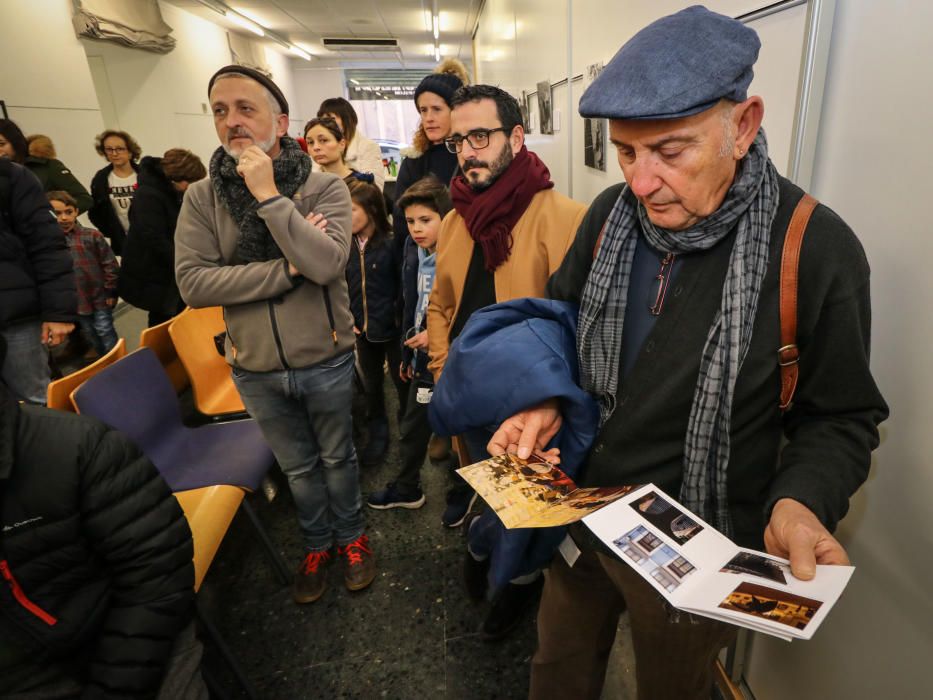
[577,130,779,535]
[210,136,312,263]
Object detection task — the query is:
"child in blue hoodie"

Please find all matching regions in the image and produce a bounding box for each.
[368,176,452,509]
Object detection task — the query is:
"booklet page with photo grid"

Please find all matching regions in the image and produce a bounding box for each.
[582,484,854,641]
[457,454,854,642]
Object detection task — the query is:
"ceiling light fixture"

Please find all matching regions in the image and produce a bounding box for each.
[290,45,311,60]
[434,45,440,61]
[350,78,360,85]
[433,15,439,40]
[226,11,264,37]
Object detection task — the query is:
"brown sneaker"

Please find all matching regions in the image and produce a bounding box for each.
[293,549,331,604]
[338,534,376,591]
[427,434,451,463]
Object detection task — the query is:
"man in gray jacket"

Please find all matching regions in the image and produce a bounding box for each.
[175,65,375,605]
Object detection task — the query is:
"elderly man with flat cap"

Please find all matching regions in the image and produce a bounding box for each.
[175,66,376,606]
[479,6,888,699]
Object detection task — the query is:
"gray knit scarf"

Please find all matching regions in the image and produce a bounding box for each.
[210,136,312,263]
[577,130,779,536]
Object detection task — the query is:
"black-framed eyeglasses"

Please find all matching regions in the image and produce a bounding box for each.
[444,127,508,154]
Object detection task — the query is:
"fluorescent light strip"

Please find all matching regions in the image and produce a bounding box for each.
[227,11,264,37]
[433,15,439,40]
[290,45,311,60]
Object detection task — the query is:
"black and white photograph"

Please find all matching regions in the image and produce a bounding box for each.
[631,491,704,544]
[536,80,553,135]
[720,551,789,585]
[584,116,606,171]
[520,90,531,132]
[583,61,606,170]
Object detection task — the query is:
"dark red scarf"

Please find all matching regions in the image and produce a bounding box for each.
[451,146,553,272]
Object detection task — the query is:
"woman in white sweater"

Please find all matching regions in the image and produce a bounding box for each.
[312,97,385,191]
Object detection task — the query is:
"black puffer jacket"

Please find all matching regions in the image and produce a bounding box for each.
[0,160,76,329]
[89,162,138,256]
[0,388,195,697]
[345,232,401,343]
[118,157,184,314]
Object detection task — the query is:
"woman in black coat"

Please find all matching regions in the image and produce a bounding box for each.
[118,149,206,327]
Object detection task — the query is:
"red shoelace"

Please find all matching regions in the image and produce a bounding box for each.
[302,550,331,575]
[339,535,372,567]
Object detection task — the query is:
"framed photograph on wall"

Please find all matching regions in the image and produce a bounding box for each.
[536,80,553,135]
[583,62,607,171]
[0,100,8,120]
[520,90,531,133]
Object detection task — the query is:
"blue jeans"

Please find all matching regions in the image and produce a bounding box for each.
[0,321,50,404]
[77,308,117,356]
[232,351,364,552]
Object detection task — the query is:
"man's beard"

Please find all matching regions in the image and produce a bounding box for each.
[223,125,277,161]
[462,142,514,192]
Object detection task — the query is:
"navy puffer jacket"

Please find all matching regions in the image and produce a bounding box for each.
[345,231,401,343]
[0,161,76,329]
[429,298,601,591]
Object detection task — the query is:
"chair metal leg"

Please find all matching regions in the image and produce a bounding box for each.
[196,599,259,700]
[240,497,290,586]
[200,662,231,700]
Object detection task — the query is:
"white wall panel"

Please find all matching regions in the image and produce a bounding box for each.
[0,0,105,190]
[747,2,933,695]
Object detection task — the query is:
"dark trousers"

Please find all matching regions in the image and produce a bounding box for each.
[148,301,186,328]
[530,544,737,700]
[356,335,408,420]
[395,380,439,491]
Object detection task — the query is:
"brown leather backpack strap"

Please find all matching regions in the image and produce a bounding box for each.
[592,221,607,260]
[779,193,818,411]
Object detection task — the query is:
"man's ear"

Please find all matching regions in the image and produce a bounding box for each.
[510,124,525,155]
[733,96,764,158]
[276,113,290,137]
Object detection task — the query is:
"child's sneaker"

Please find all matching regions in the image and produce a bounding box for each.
[293,549,331,604]
[338,534,376,591]
[367,483,426,510]
[442,485,478,528]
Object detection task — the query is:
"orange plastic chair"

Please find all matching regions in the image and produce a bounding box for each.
[174,485,245,591]
[139,317,190,394]
[168,306,246,418]
[46,338,127,411]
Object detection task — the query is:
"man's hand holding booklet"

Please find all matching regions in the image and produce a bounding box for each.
[457,453,854,642]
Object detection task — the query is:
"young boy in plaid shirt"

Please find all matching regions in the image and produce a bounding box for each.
[47,191,119,356]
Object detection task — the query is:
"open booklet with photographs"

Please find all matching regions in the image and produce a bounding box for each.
[458,454,854,642]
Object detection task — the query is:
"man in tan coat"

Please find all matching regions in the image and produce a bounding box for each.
[426,83,585,639]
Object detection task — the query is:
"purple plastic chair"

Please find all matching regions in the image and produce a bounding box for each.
[72,347,273,492]
[72,347,289,589]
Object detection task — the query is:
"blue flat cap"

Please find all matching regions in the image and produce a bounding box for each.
[579,5,760,120]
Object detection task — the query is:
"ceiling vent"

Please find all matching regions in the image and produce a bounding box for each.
[322,37,399,51]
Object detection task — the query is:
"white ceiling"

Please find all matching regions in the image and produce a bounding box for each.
[166,0,480,69]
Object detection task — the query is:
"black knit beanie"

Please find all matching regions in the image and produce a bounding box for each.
[208,65,290,115]
[413,73,463,107]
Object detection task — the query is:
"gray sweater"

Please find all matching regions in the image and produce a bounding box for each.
[175,170,355,372]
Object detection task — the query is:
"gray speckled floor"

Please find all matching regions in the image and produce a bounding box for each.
[111,305,637,700]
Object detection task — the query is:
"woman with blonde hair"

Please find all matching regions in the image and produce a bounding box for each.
[391,58,469,252]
